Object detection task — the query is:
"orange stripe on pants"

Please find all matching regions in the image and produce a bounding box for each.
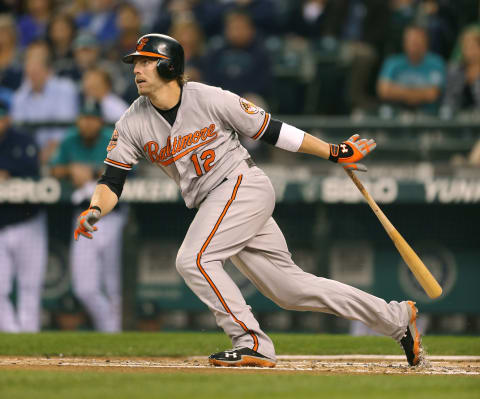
[195,175,259,352]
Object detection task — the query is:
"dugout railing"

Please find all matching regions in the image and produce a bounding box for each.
[13,114,480,164]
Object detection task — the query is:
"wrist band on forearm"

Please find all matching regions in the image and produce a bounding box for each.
[329,144,339,162]
[89,205,102,214]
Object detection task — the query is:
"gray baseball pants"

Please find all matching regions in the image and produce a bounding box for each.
[176,163,409,361]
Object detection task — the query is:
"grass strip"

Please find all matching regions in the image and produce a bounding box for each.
[0,332,478,357]
[0,370,479,399]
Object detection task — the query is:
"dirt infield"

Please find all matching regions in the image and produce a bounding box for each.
[1,355,479,375]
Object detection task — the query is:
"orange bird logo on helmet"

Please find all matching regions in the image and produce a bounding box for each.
[136,37,149,51]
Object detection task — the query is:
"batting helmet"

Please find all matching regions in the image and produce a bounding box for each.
[122,33,184,80]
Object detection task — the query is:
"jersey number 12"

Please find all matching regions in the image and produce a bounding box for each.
[191,149,216,177]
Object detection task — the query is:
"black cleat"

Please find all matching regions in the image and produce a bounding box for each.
[400,301,423,366]
[208,347,276,368]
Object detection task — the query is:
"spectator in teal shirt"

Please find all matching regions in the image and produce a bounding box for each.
[377,25,446,115]
[50,100,111,186]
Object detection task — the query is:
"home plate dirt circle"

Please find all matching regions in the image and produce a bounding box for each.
[1,355,479,375]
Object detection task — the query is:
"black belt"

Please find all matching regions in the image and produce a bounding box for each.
[245,157,256,168]
[217,158,256,187]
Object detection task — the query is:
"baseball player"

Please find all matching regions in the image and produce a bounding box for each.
[75,34,422,367]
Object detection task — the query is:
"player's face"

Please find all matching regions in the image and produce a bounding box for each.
[133,56,162,96]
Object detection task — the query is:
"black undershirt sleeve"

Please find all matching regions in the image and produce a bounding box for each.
[98,165,128,199]
[259,118,282,145]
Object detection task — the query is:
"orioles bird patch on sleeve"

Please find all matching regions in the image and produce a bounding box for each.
[107,129,119,152]
[239,97,259,115]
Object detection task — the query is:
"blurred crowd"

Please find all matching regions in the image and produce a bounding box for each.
[0,0,478,160]
[1,0,480,332]
[0,2,478,110]
[0,1,478,160]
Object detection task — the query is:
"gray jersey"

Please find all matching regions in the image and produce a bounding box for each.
[105,82,271,208]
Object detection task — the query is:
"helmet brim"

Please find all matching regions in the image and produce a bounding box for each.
[122,52,139,64]
[122,51,169,64]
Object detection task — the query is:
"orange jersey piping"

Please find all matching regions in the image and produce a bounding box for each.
[252,113,270,140]
[195,175,259,352]
[104,158,133,170]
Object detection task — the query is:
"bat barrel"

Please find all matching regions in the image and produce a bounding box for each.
[345,169,443,300]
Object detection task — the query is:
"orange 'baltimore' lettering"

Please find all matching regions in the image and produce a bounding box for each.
[166,137,172,156]
[144,123,217,166]
[207,124,216,137]
[174,135,183,153]
[144,141,159,162]
[182,133,193,149]
[193,131,201,143]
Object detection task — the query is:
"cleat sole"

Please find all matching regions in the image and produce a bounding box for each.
[209,356,276,368]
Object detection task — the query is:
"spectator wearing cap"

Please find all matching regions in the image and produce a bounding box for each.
[58,32,100,83]
[377,25,446,115]
[11,40,78,163]
[61,32,128,99]
[50,100,111,186]
[49,100,127,332]
[0,100,48,332]
[82,67,128,124]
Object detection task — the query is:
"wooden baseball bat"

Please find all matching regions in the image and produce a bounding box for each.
[344,169,443,299]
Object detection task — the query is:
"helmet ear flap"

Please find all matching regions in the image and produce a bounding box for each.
[156,58,176,80]
[156,58,162,77]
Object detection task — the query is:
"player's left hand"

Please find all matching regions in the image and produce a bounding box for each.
[74,207,101,240]
[329,134,376,172]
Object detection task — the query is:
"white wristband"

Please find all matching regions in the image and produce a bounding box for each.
[275,123,305,152]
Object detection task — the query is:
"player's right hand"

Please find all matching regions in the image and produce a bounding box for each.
[74,207,101,240]
[329,134,376,172]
